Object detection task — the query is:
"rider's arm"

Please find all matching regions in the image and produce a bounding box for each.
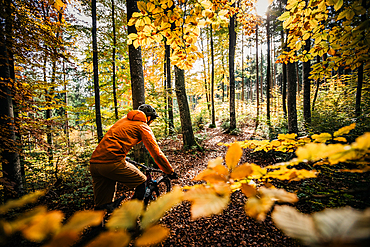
[140,124,174,174]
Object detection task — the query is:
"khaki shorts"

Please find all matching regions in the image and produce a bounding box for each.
[90,159,146,207]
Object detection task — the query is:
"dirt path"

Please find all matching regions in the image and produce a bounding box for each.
[157,125,301,247]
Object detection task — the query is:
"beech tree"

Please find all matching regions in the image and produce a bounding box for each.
[92,0,103,142]
[228,8,237,131]
[174,66,199,149]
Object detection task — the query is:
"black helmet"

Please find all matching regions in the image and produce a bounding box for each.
[138,104,159,119]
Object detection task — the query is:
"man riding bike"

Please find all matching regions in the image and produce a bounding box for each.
[89,104,177,208]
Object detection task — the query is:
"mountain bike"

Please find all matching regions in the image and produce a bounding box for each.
[73,157,173,247]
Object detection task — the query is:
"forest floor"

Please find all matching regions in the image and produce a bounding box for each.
[16,121,369,247]
[155,122,302,247]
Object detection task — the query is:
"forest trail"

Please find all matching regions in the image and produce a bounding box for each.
[156,123,301,247]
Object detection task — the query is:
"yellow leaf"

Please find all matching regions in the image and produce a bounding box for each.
[333,123,356,137]
[207,157,223,168]
[241,183,257,197]
[230,182,242,191]
[143,16,151,25]
[278,133,297,140]
[200,0,212,9]
[128,18,136,26]
[127,33,138,40]
[193,169,227,183]
[244,196,274,221]
[225,142,243,170]
[0,190,45,214]
[132,12,142,18]
[327,146,358,164]
[230,164,253,180]
[352,132,370,150]
[303,32,310,41]
[146,2,155,12]
[273,206,370,246]
[135,225,169,246]
[248,163,267,179]
[10,206,47,235]
[184,185,230,219]
[218,9,229,16]
[272,205,320,246]
[213,183,231,196]
[141,186,183,229]
[286,0,299,10]
[270,140,281,147]
[45,210,104,247]
[278,11,291,21]
[334,0,343,11]
[312,133,332,143]
[137,1,147,13]
[334,137,347,142]
[106,200,143,230]
[211,164,229,177]
[296,143,327,162]
[53,0,66,11]
[86,230,130,247]
[22,211,63,242]
[260,187,298,203]
[133,40,140,49]
[135,18,145,28]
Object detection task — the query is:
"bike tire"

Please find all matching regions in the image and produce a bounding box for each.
[144,177,171,206]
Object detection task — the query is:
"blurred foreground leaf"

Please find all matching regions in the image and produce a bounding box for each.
[45,210,104,247]
[85,230,130,247]
[0,191,45,214]
[141,186,183,229]
[272,205,370,246]
[106,199,143,230]
[184,185,230,219]
[134,225,169,246]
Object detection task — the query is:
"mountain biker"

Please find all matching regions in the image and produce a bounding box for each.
[89,104,177,208]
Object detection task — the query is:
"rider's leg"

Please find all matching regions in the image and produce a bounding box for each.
[92,159,146,204]
[131,182,146,200]
[90,162,117,208]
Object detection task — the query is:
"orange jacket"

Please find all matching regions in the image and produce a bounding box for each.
[90,110,174,174]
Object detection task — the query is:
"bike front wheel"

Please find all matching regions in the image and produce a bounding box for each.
[144,176,171,206]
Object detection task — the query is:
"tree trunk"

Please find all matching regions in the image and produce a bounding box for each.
[260,48,263,103]
[127,0,145,110]
[127,0,147,162]
[174,66,198,149]
[355,0,366,117]
[92,0,103,142]
[287,59,298,133]
[312,55,323,112]
[221,55,226,102]
[200,31,210,113]
[0,22,23,201]
[210,26,216,127]
[266,11,271,127]
[165,44,174,134]
[303,39,311,128]
[63,61,70,149]
[229,9,237,131]
[112,0,118,119]
[241,31,245,102]
[256,24,259,128]
[296,62,300,95]
[356,64,363,117]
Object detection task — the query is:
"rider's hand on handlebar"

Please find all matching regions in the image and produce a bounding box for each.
[168,172,178,179]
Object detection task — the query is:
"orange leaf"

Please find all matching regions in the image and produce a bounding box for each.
[225,142,243,170]
[230,164,253,180]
